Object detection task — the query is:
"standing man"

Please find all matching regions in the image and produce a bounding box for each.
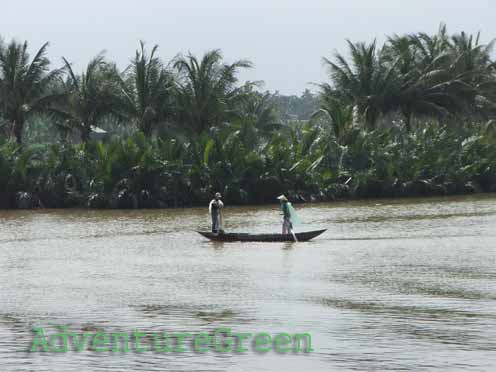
[277,195,292,234]
[209,192,224,233]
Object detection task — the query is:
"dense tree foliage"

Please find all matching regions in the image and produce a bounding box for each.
[320,24,496,132]
[120,42,174,136]
[0,40,62,144]
[54,53,123,142]
[0,24,495,209]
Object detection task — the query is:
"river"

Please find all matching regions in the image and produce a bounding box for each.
[1,194,495,371]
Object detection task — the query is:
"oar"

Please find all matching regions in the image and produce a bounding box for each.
[289,226,298,242]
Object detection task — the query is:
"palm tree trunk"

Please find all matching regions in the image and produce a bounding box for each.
[402,109,412,132]
[405,114,412,132]
[12,120,24,145]
[333,123,341,142]
[81,125,91,143]
[140,120,152,136]
[366,111,377,131]
[352,105,360,127]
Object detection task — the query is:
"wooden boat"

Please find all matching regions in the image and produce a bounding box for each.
[197,229,326,242]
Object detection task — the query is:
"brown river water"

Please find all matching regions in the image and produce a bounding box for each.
[1,194,496,371]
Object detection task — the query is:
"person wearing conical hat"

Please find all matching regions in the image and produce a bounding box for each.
[277,194,292,235]
[209,192,224,233]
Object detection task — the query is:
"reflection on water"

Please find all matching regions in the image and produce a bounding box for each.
[1,194,496,371]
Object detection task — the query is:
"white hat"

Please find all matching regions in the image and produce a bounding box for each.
[215,192,222,198]
[276,194,288,201]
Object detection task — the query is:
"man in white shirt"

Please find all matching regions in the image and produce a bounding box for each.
[208,192,224,233]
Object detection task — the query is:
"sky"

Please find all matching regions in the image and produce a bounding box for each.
[2,0,496,95]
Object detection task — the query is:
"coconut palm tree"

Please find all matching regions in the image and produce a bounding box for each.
[450,32,494,73]
[390,56,470,130]
[120,42,174,136]
[313,83,353,144]
[173,49,253,134]
[323,40,398,130]
[0,40,63,144]
[239,89,282,135]
[216,90,281,153]
[410,24,451,69]
[382,28,486,130]
[55,53,122,142]
[449,31,496,118]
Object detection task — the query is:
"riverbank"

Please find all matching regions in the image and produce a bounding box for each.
[1,120,495,210]
[1,185,495,210]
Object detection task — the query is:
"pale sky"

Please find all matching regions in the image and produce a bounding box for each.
[2,0,495,94]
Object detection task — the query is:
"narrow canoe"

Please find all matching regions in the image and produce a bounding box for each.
[197,229,326,242]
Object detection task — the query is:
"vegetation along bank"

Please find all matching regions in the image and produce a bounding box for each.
[1,24,495,209]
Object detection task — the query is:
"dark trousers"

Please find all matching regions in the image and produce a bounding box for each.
[211,212,220,233]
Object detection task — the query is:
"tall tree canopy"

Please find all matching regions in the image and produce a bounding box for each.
[0,40,62,144]
[173,49,253,134]
[320,24,496,132]
[120,41,174,136]
[54,53,122,142]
